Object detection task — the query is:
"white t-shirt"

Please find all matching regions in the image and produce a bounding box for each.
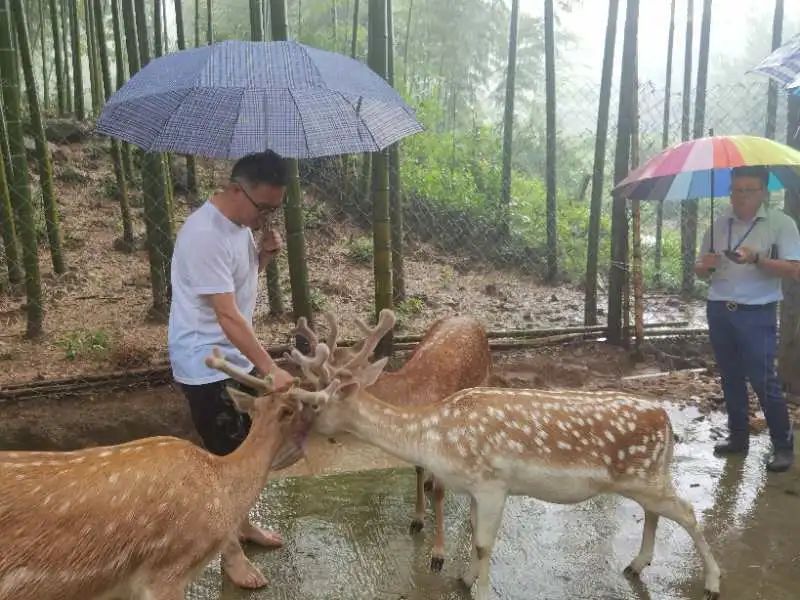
[168,201,259,385]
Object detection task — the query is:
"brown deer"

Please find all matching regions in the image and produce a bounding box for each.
[292,310,491,570]
[265,309,720,600]
[0,359,333,600]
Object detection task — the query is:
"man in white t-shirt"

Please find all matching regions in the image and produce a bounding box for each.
[168,150,294,589]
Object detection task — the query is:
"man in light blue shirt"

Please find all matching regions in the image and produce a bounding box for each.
[695,165,800,472]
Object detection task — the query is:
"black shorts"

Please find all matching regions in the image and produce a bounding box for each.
[180,372,259,456]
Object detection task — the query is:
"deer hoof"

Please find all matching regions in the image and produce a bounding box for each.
[430,556,444,572]
[409,519,424,534]
[623,565,641,578]
[703,591,720,600]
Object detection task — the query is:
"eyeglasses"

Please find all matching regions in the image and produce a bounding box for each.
[731,188,763,196]
[235,180,277,217]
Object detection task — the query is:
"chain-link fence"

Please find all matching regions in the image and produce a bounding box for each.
[0,74,792,385]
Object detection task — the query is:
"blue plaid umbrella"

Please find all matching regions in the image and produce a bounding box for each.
[750,34,800,93]
[95,40,423,159]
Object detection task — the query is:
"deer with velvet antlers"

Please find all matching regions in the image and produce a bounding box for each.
[0,361,330,600]
[266,309,720,600]
[292,310,492,571]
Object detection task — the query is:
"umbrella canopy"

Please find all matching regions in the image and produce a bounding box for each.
[750,34,800,92]
[613,135,800,201]
[95,40,423,159]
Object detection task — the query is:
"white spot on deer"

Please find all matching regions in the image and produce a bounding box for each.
[468,411,478,420]
[105,523,116,535]
[522,424,532,435]
[557,441,572,451]
[625,466,636,475]
[604,431,616,443]
[108,473,120,485]
[57,501,71,515]
[618,449,626,461]
[69,456,86,464]
[442,407,450,418]
[603,455,612,466]
[457,444,468,457]
[14,474,25,481]
[98,451,113,458]
[425,430,442,443]
[43,494,52,506]
[627,421,637,432]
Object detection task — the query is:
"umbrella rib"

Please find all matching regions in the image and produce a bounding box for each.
[223,89,248,160]
[332,90,381,152]
[287,88,312,158]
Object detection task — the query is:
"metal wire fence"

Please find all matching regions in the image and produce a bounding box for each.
[0,78,791,383]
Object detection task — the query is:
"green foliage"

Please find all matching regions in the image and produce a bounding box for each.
[395,295,424,317]
[345,236,373,263]
[57,165,88,184]
[57,329,111,361]
[309,288,327,311]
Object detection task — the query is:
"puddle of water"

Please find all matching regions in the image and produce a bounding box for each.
[186,404,799,600]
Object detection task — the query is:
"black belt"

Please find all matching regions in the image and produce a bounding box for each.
[709,300,777,312]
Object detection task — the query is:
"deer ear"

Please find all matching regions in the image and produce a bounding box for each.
[335,380,361,399]
[357,357,388,387]
[226,386,257,414]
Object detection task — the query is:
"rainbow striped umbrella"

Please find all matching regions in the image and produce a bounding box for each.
[613,134,800,202]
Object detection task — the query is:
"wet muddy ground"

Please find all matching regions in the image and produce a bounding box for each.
[184,405,799,600]
[1,341,798,598]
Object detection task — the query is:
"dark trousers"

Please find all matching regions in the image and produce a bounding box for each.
[180,375,257,456]
[707,301,793,450]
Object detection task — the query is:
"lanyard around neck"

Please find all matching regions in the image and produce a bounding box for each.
[727,217,760,252]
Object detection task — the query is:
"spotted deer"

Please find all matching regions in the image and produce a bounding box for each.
[0,361,332,600]
[273,309,721,600]
[293,310,492,570]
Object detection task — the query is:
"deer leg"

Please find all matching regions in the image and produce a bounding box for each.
[429,478,446,572]
[221,533,269,590]
[638,492,721,600]
[462,491,506,600]
[624,509,659,576]
[410,465,426,534]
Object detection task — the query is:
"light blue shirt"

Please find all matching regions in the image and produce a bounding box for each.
[700,204,800,304]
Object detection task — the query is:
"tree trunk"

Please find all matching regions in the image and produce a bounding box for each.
[249,0,283,316]
[331,0,337,49]
[779,95,800,396]
[654,0,676,288]
[84,0,101,115]
[154,0,163,56]
[270,0,311,325]
[683,0,711,295]
[48,0,65,115]
[112,0,135,183]
[0,0,43,337]
[607,0,638,347]
[206,0,212,44]
[38,0,48,110]
[544,0,557,281]
[194,0,199,46]
[11,0,66,275]
[387,0,404,302]
[351,0,359,59]
[630,53,642,349]
[93,0,134,250]
[174,0,197,200]
[249,0,263,40]
[401,0,411,91]
[132,0,173,320]
[679,0,695,295]
[61,0,72,113]
[369,0,392,356]
[68,0,84,119]
[584,0,618,326]
[765,0,784,139]
[499,0,519,243]
[0,138,21,285]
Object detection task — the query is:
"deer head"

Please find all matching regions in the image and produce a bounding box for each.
[204,349,322,470]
